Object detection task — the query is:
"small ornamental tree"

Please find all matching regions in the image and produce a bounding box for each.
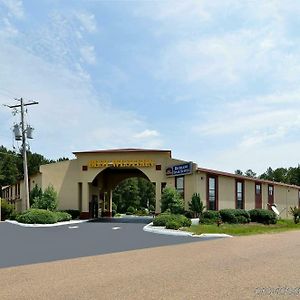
[161,187,184,214]
[29,184,43,206]
[32,185,58,211]
[289,206,300,224]
[188,193,205,218]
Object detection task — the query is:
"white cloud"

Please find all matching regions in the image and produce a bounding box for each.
[134,130,160,139]
[75,12,97,33]
[80,45,96,65]
[0,0,24,19]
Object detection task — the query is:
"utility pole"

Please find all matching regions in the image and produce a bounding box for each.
[5,98,39,211]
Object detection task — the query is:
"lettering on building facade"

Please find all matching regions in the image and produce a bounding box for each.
[88,159,155,168]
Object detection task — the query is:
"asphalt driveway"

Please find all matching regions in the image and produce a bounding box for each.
[0,221,215,268]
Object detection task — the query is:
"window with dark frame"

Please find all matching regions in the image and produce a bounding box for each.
[175,176,184,199]
[268,185,274,196]
[208,176,217,210]
[236,180,244,209]
[255,183,261,195]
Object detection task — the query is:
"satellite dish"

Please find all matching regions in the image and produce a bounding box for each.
[271,204,280,216]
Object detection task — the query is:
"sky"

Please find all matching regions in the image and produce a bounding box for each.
[0,0,300,175]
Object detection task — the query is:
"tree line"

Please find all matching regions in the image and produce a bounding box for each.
[235,166,300,186]
[0,145,68,195]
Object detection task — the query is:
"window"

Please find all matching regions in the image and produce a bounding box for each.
[255,183,261,195]
[268,185,274,196]
[236,180,244,209]
[175,176,184,198]
[298,190,300,208]
[208,176,217,210]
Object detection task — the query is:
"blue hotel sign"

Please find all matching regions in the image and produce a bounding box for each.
[166,162,192,176]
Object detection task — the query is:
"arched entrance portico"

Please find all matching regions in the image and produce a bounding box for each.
[86,167,158,218]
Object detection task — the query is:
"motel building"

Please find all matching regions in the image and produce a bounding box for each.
[2,148,300,219]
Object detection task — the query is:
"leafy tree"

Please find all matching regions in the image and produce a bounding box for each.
[161,187,184,214]
[32,185,58,211]
[112,177,155,213]
[245,169,257,178]
[188,193,205,218]
[260,167,274,181]
[235,170,243,175]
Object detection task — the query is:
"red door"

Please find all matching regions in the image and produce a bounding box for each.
[268,185,274,208]
[255,183,262,209]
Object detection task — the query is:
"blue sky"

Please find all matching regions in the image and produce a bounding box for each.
[0,0,300,174]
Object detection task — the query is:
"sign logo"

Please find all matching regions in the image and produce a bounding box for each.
[166,162,192,176]
[88,159,155,168]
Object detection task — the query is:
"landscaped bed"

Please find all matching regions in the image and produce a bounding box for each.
[185,219,300,236]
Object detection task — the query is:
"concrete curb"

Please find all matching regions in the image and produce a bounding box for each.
[5,219,89,228]
[143,223,232,238]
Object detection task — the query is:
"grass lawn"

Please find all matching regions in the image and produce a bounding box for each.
[185,219,300,236]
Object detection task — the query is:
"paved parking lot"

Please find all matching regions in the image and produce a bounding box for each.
[1,230,300,299]
[0,221,215,268]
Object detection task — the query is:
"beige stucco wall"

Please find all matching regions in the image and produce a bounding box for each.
[2,150,300,219]
[39,160,79,210]
[244,181,255,210]
[218,176,235,209]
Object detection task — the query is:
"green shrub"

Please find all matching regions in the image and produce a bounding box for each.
[219,209,251,224]
[31,185,58,211]
[62,209,80,220]
[219,209,238,223]
[166,220,181,230]
[289,206,300,224]
[135,209,148,216]
[161,187,184,214]
[188,193,205,218]
[54,211,72,222]
[127,206,136,214]
[153,213,191,229]
[200,210,220,224]
[16,209,57,224]
[0,200,15,221]
[153,213,172,226]
[249,209,277,225]
[29,185,43,206]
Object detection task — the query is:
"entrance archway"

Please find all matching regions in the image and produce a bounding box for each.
[113,177,155,214]
[89,167,154,218]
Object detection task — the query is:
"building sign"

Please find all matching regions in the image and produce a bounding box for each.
[88,159,155,168]
[166,162,192,176]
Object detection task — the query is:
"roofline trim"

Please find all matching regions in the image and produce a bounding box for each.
[197,167,300,189]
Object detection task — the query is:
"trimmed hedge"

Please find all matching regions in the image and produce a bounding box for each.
[249,209,277,224]
[55,211,72,222]
[219,209,251,224]
[200,210,220,224]
[153,213,192,229]
[16,209,72,224]
[16,209,57,224]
